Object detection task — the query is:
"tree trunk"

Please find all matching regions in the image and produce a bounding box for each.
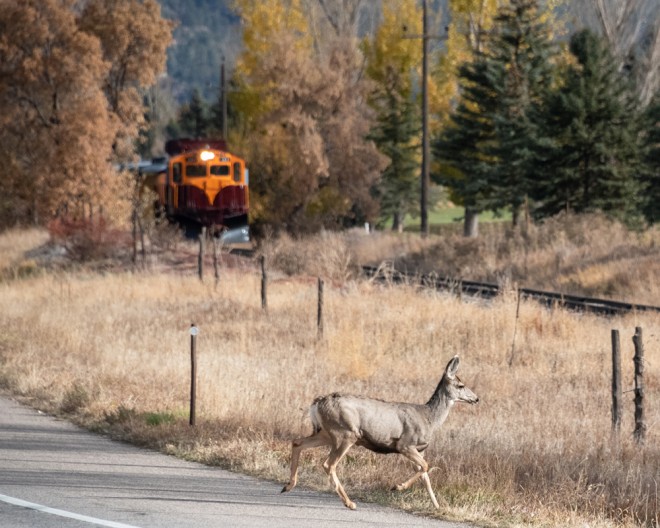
[511,204,521,228]
[391,211,404,233]
[463,207,479,238]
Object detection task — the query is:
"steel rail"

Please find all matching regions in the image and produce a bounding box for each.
[362,265,660,316]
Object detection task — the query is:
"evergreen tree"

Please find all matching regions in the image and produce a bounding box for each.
[435,0,556,232]
[434,53,499,236]
[485,0,556,225]
[177,89,210,138]
[639,95,660,223]
[532,29,643,223]
[368,85,419,231]
[363,0,422,232]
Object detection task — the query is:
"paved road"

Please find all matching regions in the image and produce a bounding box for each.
[0,396,473,528]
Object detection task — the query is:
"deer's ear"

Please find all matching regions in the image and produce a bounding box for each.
[445,355,460,379]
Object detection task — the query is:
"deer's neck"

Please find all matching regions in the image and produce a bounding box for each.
[425,380,454,427]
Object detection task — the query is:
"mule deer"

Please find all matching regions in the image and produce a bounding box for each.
[281,355,478,510]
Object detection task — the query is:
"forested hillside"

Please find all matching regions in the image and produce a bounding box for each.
[159,0,241,102]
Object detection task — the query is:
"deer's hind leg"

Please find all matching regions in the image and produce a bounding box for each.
[323,437,357,510]
[393,447,439,509]
[281,431,329,493]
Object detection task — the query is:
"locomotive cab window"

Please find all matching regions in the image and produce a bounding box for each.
[210,165,230,176]
[172,163,182,184]
[186,165,206,177]
[233,162,242,182]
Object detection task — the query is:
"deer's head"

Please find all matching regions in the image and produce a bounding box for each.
[444,355,479,404]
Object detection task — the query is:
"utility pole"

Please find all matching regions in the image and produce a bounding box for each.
[404,1,447,238]
[421,0,430,237]
[220,57,228,140]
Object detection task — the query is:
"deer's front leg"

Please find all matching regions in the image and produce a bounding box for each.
[393,447,439,509]
[323,439,357,510]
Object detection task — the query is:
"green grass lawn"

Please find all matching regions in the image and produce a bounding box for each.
[401,206,511,232]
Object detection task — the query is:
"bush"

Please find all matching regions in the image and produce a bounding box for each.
[60,383,90,414]
[48,217,130,262]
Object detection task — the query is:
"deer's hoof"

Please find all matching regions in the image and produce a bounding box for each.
[281,484,293,493]
[346,501,357,510]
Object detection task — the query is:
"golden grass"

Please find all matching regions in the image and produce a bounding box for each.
[0,227,659,527]
[349,213,660,306]
[0,227,49,278]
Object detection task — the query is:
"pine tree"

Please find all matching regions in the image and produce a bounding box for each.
[435,0,557,233]
[485,0,557,226]
[432,0,499,237]
[532,29,643,223]
[178,89,210,138]
[639,95,660,224]
[434,53,499,236]
[368,87,419,231]
[363,0,422,231]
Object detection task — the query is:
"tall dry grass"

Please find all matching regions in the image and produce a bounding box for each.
[0,227,49,279]
[0,227,659,527]
[346,213,660,306]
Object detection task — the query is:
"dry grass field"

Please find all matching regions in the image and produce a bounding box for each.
[0,220,659,527]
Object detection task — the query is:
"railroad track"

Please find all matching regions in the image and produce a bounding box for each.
[362,265,660,316]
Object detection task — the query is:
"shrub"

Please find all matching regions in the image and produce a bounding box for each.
[60,383,90,414]
[48,217,130,262]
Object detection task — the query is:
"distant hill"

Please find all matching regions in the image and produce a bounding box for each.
[159,0,241,103]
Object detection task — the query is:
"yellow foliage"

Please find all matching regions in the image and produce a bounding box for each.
[231,0,311,123]
[363,0,422,90]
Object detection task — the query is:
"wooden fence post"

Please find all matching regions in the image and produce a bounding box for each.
[317,277,324,339]
[212,233,220,286]
[198,227,206,281]
[632,327,646,444]
[508,288,522,367]
[261,255,267,311]
[611,329,622,436]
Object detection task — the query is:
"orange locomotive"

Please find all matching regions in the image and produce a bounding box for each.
[141,138,249,242]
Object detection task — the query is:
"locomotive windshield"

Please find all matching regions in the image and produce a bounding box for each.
[186,165,206,177]
[210,165,230,176]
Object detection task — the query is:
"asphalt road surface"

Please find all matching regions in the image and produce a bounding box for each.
[0,396,474,528]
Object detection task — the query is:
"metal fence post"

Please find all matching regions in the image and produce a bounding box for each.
[189,324,198,427]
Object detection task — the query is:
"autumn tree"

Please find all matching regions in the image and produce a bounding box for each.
[0,0,174,229]
[78,0,174,161]
[139,82,180,158]
[231,0,385,234]
[0,0,118,225]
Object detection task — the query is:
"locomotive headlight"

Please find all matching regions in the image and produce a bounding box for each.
[200,150,215,161]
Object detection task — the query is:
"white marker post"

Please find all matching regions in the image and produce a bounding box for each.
[189,324,199,427]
